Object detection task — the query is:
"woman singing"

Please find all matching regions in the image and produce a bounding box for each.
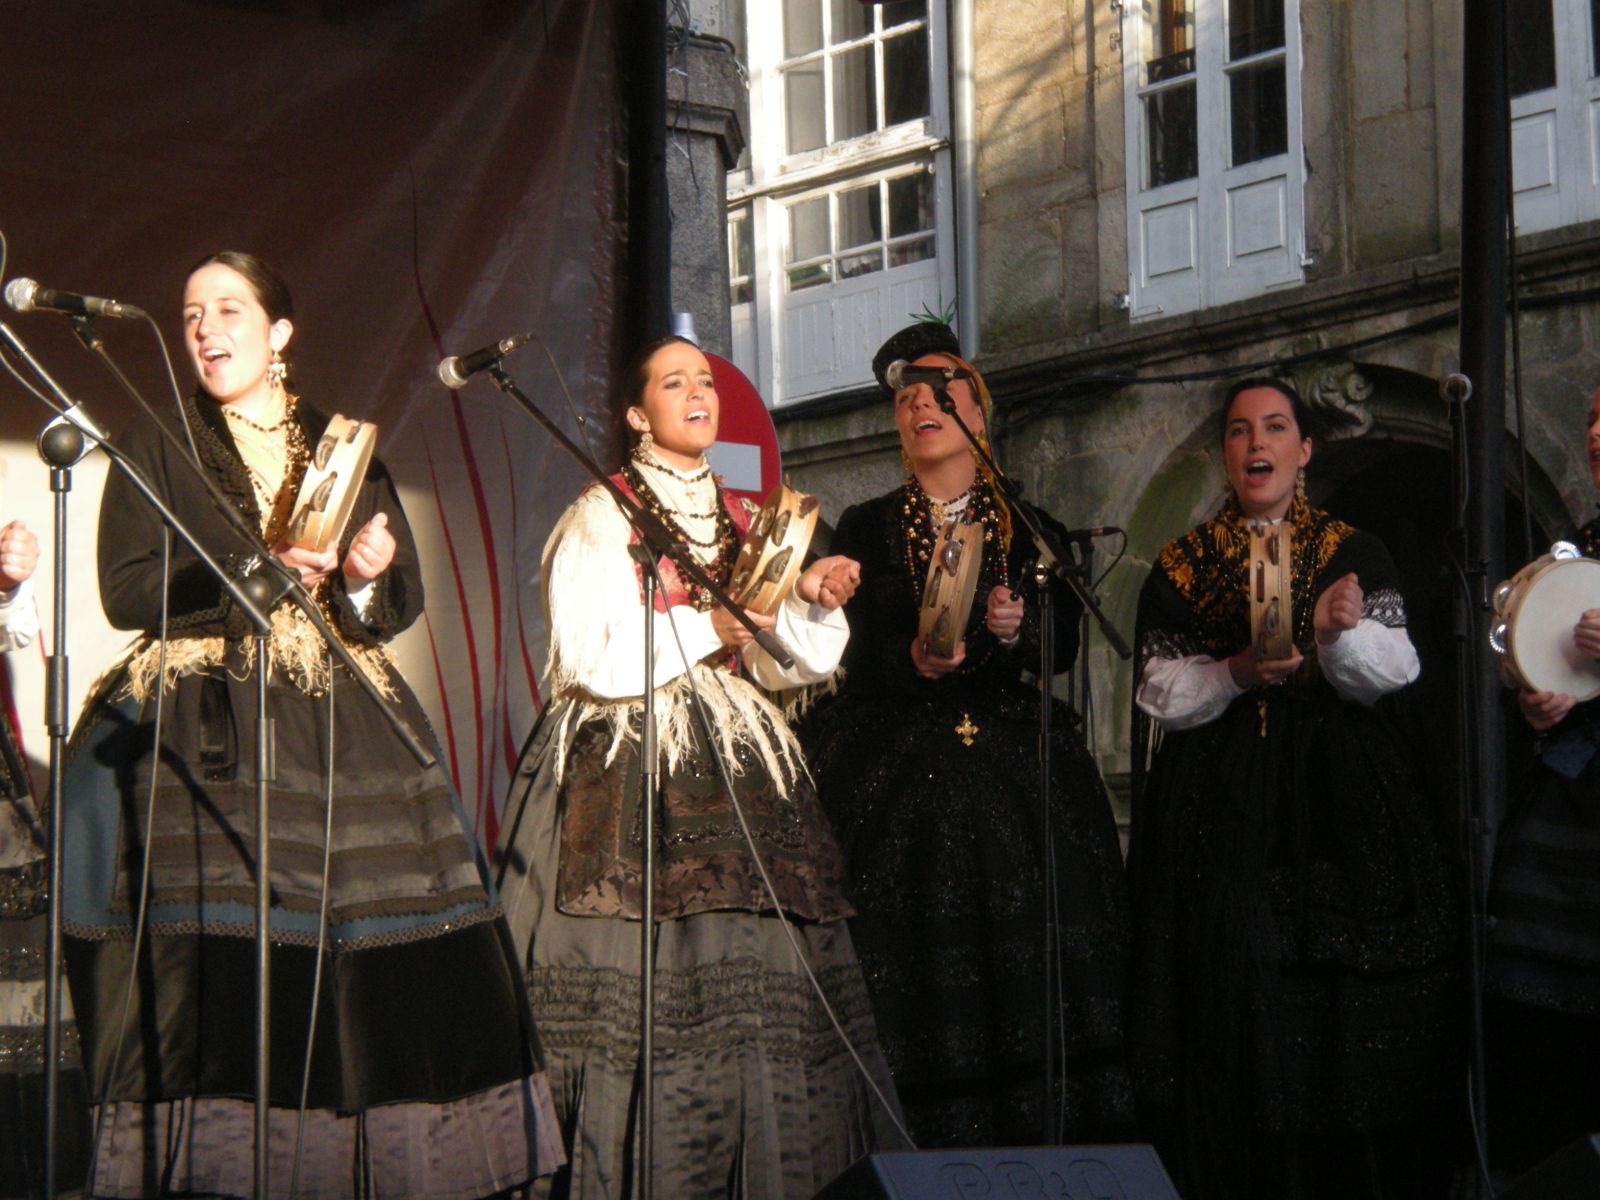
[494,335,902,1198]
[0,518,90,1194]
[1129,377,1458,1199]
[800,320,1132,1147]
[1486,383,1600,1175]
[62,252,561,1197]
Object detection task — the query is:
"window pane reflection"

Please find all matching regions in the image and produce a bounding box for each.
[1151,0,1194,60]
[1228,0,1284,60]
[838,184,881,249]
[830,0,870,43]
[881,0,926,30]
[887,172,933,237]
[728,211,754,306]
[1146,83,1199,186]
[1508,0,1557,97]
[1230,58,1286,165]
[785,61,826,153]
[884,27,930,125]
[1592,0,1600,78]
[839,249,883,279]
[833,43,877,140]
[788,196,830,263]
[888,236,935,267]
[784,0,822,57]
[788,262,833,290]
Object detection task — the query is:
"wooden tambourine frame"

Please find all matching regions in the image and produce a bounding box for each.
[286,414,376,552]
[919,520,982,659]
[729,484,819,616]
[1490,550,1600,700]
[1248,521,1294,661]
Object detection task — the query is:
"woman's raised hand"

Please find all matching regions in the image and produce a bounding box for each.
[985,585,1023,641]
[0,521,40,590]
[796,554,861,610]
[1519,688,1577,731]
[1227,644,1304,690]
[1314,572,1363,646]
[911,634,966,679]
[1574,608,1600,659]
[274,542,340,586]
[343,512,395,584]
[712,604,775,648]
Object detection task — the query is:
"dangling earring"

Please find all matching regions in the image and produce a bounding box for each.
[267,351,286,390]
[900,447,914,478]
[632,429,654,463]
[1295,467,1307,502]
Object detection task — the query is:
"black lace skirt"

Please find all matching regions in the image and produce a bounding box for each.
[804,684,1134,1148]
[1128,688,1460,1199]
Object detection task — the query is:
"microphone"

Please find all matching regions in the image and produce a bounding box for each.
[437,330,537,389]
[4,277,146,319]
[1439,373,1472,403]
[885,359,974,391]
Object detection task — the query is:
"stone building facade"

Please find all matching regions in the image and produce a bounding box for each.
[670,0,1600,803]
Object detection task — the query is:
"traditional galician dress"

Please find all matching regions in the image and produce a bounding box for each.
[1486,515,1600,1172]
[61,393,562,1199]
[1129,494,1459,1200]
[495,455,902,1200]
[1,579,91,1196]
[800,477,1133,1147]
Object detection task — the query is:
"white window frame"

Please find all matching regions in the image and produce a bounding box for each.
[729,1,956,405]
[1121,0,1307,320]
[1510,0,1600,234]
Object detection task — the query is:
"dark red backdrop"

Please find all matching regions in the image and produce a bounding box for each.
[0,0,625,842]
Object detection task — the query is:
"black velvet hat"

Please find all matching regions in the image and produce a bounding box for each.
[871,320,961,393]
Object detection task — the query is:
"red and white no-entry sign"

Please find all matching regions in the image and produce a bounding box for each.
[704,352,781,508]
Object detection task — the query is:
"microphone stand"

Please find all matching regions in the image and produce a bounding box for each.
[929,387,1131,1141]
[3,322,285,1195]
[0,320,91,1200]
[37,419,93,1200]
[484,363,789,1198]
[633,544,658,1200]
[1443,376,1493,1184]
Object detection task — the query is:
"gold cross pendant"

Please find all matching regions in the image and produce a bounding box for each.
[954,712,979,746]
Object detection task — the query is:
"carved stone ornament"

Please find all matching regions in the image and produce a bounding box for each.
[1301,364,1375,440]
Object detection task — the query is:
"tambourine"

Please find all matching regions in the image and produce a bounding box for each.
[285,415,377,552]
[1248,521,1294,661]
[919,520,982,659]
[729,484,820,615]
[1489,542,1600,700]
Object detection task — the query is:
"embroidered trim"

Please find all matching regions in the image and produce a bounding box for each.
[63,903,502,953]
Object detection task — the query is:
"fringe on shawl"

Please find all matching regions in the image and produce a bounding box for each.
[546,661,811,799]
[111,602,397,705]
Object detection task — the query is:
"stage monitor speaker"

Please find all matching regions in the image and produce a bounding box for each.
[1500,1134,1600,1200]
[815,1144,1180,1200]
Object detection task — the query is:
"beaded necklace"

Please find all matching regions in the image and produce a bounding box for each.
[622,461,740,610]
[222,401,294,435]
[900,473,1011,594]
[631,443,713,485]
[223,392,310,543]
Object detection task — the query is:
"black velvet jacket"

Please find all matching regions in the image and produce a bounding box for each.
[97,392,422,646]
[828,488,1085,705]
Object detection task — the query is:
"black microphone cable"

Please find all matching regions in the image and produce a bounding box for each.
[649,560,917,1151]
[84,528,173,1191]
[291,646,339,1198]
